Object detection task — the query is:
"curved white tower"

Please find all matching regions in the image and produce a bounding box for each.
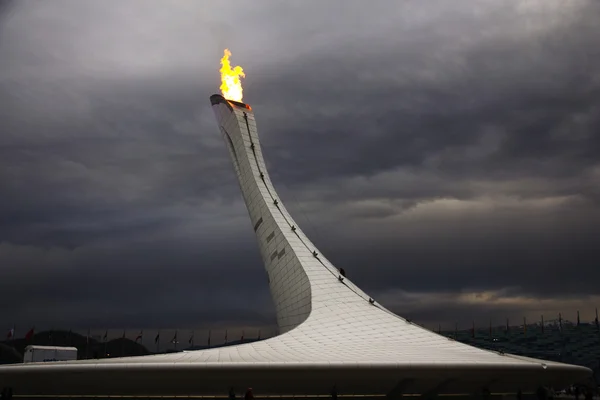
[212,94,378,334]
[213,94,312,332]
[208,94,592,393]
[0,95,592,398]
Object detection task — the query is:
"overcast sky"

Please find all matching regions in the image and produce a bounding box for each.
[1,0,599,342]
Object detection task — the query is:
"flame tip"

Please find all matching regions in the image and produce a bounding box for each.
[219,49,245,102]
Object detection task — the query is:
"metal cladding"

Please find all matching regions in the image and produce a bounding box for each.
[0,95,592,396]
[212,94,314,332]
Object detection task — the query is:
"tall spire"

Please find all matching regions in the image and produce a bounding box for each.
[211,94,374,333]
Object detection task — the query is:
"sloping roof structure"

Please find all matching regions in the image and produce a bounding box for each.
[0,95,591,397]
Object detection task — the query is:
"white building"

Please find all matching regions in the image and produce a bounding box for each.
[0,94,591,398]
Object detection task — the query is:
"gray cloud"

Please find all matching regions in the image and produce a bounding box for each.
[1,0,599,333]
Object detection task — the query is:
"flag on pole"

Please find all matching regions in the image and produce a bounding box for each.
[241,330,244,343]
[171,331,178,344]
[154,331,160,353]
[135,331,143,342]
[102,329,108,357]
[86,329,91,360]
[577,310,580,326]
[224,329,228,344]
[188,331,194,346]
[207,330,211,347]
[25,327,34,341]
[559,313,562,331]
[6,327,14,340]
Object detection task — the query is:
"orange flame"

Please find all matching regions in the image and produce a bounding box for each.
[220,49,245,102]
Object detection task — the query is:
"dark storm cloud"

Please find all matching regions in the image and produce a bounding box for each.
[0,77,241,246]
[0,239,275,329]
[1,0,599,331]
[253,18,600,187]
[0,0,14,18]
[258,0,600,312]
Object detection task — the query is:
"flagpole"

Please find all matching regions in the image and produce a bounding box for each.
[104,330,108,357]
[172,330,178,351]
[85,328,90,359]
[559,312,562,333]
[6,325,15,346]
[135,330,143,346]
